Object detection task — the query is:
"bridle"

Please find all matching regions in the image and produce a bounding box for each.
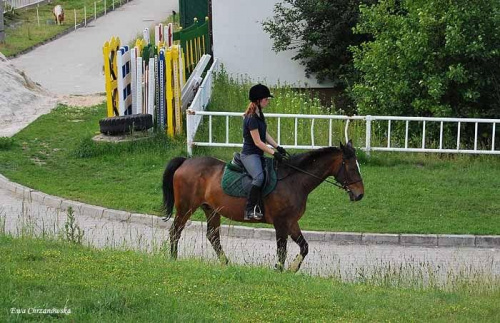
[279,156,362,192]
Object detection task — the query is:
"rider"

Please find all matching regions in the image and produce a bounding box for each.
[241,84,289,221]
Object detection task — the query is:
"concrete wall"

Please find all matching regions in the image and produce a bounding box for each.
[211,0,331,88]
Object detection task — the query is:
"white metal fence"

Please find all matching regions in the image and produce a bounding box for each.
[186,63,500,157]
[187,110,500,157]
[186,58,219,155]
[4,0,45,11]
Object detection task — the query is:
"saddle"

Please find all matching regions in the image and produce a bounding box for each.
[221,153,278,198]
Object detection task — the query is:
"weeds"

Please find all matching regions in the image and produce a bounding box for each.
[64,207,84,244]
[0,137,15,150]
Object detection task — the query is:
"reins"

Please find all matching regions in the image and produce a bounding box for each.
[279,158,361,191]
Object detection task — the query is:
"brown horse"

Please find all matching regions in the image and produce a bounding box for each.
[162,140,364,272]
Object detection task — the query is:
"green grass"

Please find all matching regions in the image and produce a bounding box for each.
[1,235,499,322]
[0,0,128,57]
[0,102,499,234]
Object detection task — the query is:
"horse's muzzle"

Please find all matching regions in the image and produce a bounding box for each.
[349,191,364,202]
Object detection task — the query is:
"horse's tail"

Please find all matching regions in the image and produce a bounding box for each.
[162,157,187,221]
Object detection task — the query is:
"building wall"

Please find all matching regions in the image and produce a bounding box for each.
[211,0,332,88]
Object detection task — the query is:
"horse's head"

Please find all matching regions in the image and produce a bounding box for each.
[336,140,364,201]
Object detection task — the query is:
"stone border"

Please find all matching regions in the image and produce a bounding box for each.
[1,174,499,248]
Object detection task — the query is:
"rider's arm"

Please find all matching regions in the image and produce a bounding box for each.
[265,132,278,149]
[250,129,275,155]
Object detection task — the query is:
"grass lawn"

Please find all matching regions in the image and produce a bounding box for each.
[0,0,137,57]
[1,235,499,322]
[0,103,499,234]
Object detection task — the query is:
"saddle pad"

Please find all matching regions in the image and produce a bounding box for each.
[221,157,277,198]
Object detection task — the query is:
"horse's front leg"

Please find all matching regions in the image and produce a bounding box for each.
[289,222,309,272]
[201,205,229,265]
[273,221,288,271]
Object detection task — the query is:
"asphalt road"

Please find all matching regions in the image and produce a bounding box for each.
[2,184,499,284]
[10,0,178,95]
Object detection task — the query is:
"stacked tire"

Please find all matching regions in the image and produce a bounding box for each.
[99,114,153,135]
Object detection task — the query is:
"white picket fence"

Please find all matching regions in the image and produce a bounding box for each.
[186,64,500,156]
[4,0,44,11]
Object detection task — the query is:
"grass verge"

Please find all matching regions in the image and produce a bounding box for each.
[0,102,499,234]
[1,235,499,322]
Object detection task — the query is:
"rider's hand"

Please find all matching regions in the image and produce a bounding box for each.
[276,146,289,157]
[273,151,284,163]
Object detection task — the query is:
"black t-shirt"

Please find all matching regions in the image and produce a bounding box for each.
[242,112,267,156]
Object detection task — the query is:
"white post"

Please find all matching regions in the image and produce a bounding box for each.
[94,2,96,21]
[36,6,40,27]
[131,48,137,113]
[387,120,391,148]
[104,0,106,15]
[74,9,76,30]
[311,119,315,148]
[474,122,478,151]
[112,0,114,11]
[328,119,332,147]
[344,119,350,143]
[405,120,409,149]
[365,115,372,155]
[84,6,86,27]
[492,123,496,151]
[294,118,298,146]
[278,117,281,145]
[439,121,443,150]
[187,111,193,156]
[225,116,229,144]
[422,121,426,149]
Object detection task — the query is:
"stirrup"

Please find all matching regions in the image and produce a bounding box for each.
[252,205,264,220]
[244,210,254,221]
[244,206,263,221]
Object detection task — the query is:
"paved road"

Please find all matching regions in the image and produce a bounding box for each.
[2,184,499,284]
[10,0,178,95]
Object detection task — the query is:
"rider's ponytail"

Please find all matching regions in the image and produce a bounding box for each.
[244,101,259,117]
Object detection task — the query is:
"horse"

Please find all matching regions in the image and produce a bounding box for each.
[162,140,364,272]
[53,5,64,25]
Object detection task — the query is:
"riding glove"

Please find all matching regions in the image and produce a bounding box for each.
[276,146,289,157]
[273,151,284,162]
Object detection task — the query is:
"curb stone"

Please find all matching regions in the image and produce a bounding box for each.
[1,174,499,249]
[400,234,438,246]
[362,233,400,245]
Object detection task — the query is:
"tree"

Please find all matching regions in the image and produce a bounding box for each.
[351,0,500,119]
[262,0,376,106]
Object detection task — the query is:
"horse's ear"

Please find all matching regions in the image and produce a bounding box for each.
[339,142,344,150]
[347,139,353,147]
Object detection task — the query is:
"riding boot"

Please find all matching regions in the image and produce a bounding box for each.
[244,185,264,220]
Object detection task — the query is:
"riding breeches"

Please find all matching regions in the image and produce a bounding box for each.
[240,153,265,187]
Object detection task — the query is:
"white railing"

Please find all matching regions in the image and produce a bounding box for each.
[186,111,500,156]
[365,115,499,154]
[5,0,45,11]
[186,58,219,155]
[185,58,499,156]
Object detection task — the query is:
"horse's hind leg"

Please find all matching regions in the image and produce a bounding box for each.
[201,204,229,265]
[169,207,193,260]
[289,222,309,272]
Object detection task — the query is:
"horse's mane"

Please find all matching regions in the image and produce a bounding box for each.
[286,147,342,168]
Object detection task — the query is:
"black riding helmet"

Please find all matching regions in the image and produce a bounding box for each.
[249,84,273,102]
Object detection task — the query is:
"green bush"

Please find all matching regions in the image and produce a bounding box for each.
[351,0,500,120]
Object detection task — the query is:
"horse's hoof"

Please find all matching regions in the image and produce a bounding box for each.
[274,263,284,272]
[219,254,229,265]
[289,254,304,273]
